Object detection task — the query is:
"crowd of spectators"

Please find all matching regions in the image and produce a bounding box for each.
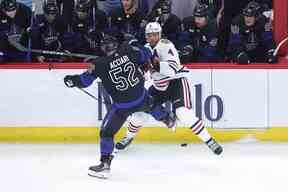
[0,0,276,64]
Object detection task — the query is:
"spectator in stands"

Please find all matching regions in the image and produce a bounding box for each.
[147,0,181,47]
[31,0,65,62]
[223,0,272,58]
[0,0,31,63]
[137,0,148,15]
[179,4,221,63]
[109,0,146,43]
[227,1,277,64]
[56,0,74,25]
[62,0,107,56]
[198,0,223,25]
[148,0,198,20]
[18,0,31,8]
[97,0,121,15]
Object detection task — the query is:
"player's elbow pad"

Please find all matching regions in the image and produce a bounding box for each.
[159,61,176,76]
[79,72,96,88]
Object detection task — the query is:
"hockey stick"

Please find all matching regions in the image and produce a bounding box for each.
[273,36,288,57]
[76,87,113,106]
[77,87,99,101]
[8,36,98,59]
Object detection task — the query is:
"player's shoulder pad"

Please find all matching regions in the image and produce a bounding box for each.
[159,39,173,45]
[158,39,176,51]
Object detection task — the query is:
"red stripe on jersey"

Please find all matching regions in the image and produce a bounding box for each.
[154,79,170,84]
[192,120,204,133]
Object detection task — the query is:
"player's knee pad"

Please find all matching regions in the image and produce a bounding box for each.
[176,107,200,127]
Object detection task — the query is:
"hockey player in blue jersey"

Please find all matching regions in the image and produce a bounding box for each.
[64,34,175,179]
[227,1,277,64]
[0,0,31,62]
[180,4,222,63]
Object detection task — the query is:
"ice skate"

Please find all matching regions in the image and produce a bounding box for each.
[162,111,177,130]
[88,155,113,179]
[206,138,223,155]
[115,136,134,150]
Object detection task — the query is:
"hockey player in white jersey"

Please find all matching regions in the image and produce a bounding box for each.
[115,22,223,155]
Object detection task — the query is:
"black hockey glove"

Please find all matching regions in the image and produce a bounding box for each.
[182,45,194,56]
[64,75,83,88]
[236,52,250,64]
[267,49,277,64]
[180,45,194,63]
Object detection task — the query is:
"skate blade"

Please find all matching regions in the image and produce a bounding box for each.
[88,170,111,179]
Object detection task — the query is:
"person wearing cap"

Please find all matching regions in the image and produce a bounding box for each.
[31,0,67,62]
[179,4,221,63]
[109,0,146,44]
[198,0,223,25]
[0,0,31,62]
[227,1,277,64]
[147,0,181,47]
[62,0,107,56]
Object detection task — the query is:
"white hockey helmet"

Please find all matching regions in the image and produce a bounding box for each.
[145,22,162,35]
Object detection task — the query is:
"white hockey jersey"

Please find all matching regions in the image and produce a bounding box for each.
[145,39,189,91]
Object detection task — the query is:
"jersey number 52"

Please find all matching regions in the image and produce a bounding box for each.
[109,62,140,91]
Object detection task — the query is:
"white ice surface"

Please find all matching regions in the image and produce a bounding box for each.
[0,143,287,192]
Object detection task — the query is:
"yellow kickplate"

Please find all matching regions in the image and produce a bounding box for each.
[0,127,287,143]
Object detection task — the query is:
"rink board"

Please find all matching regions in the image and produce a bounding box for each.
[0,127,288,142]
[1,66,288,142]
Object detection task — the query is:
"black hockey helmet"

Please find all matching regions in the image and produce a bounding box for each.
[242,1,261,17]
[0,0,17,12]
[43,0,59,15]
[100,33,119,56]
[159,0,172,14]
[194,4,209,17]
